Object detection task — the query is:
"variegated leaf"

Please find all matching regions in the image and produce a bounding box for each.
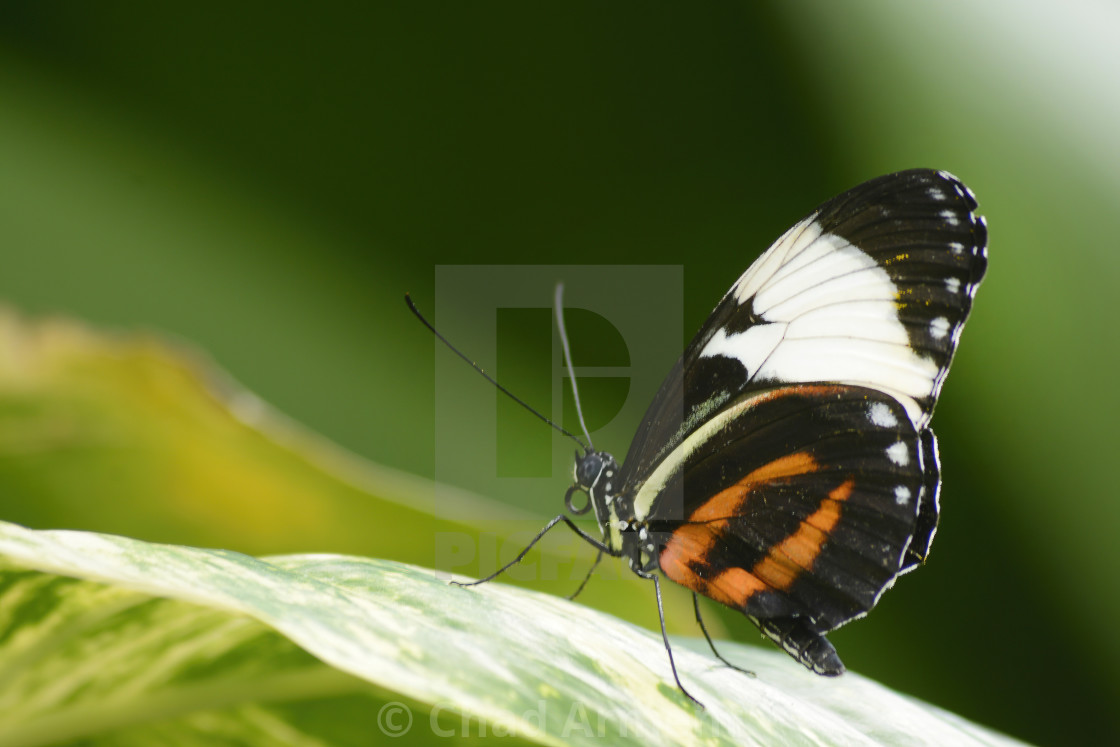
[0,521,1024,747]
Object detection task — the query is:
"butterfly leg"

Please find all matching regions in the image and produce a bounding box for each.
[453,514,613,587]
[634,569,704,709]
[566,548,603,601]
[692,594,755,677]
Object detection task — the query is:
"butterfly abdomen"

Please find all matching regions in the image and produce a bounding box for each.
[750,615,846,676]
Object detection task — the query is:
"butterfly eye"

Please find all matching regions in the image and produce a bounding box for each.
[564,485,591,515]
[575,452,603,488]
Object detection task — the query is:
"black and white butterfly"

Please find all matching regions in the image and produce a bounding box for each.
[411,168,987,703]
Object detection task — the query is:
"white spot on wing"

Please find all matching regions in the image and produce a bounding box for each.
[930,317,951,340]
[895,485,912,505]
[928,187,947,201]
[945,277,961,294]
[941,210,960,226]
[949,242,964,255]
[868,402,898,428]
[887,441,910,466]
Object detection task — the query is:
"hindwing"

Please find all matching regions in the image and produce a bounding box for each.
[649,385,937,634]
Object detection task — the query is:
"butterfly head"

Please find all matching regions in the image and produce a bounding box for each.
[565,449,625,551]
[574,449,619,494]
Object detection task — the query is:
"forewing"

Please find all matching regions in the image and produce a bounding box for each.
[619,169,985,487]
[648,385,938,633]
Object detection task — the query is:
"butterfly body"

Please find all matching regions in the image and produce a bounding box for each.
[569,168,987,676]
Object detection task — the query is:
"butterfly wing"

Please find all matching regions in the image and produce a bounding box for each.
[611,169,984,673]
[618,169,986,486]
[647,384,939,673]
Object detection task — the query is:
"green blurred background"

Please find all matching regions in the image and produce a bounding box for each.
[2,3,1117,744]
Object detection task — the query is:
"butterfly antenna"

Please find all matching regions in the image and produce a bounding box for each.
[405,293,588,451]
[554,283,594,451]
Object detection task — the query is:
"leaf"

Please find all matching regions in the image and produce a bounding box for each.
[0,310,680,636]
[0,521,1024,747]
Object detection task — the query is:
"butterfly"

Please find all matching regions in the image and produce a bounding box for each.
[409,168,987,703]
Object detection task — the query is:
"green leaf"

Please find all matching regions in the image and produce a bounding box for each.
[0,310,680,637]
[0,521,1024,746]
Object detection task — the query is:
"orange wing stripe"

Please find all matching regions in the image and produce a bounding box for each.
[688,452,818,524]
[660,441,855,609]
[660,524,720,593]
[662,529,771,608]
[751,478,855,591]
[706,567,769,608]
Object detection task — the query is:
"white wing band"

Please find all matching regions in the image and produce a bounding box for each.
[701,218,937,426]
